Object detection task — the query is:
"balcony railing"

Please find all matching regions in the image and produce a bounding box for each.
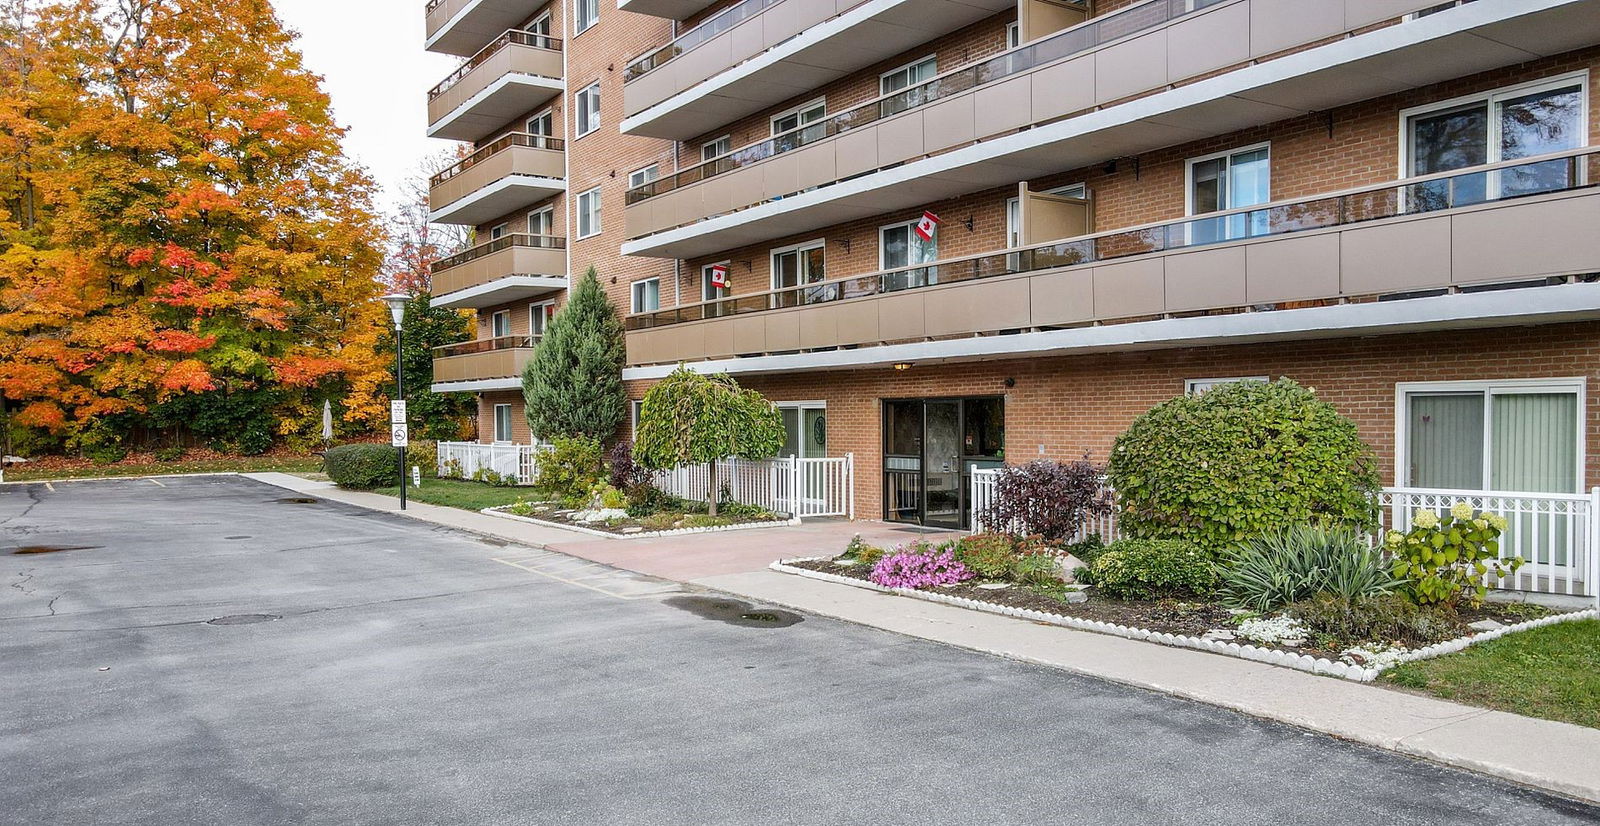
[625,0,1228,207]
[433,234,566,273]
[434,335,539,359]
[625,147,1599,330]
[623,0,792,82]
[429,29,562,100]
[430,133,566,188]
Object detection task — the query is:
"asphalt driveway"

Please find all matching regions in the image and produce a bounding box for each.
[2,475,1596,826]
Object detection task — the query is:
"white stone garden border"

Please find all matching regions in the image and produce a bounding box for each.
[772,556,1599,683]
[483,505,799,540]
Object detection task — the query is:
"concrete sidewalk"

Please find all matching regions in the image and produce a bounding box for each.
[247,472,1600,805]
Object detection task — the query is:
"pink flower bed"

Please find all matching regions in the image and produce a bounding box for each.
[870,547,974,589]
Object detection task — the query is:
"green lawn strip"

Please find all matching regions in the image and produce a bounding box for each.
[1381,618,1600,730]
[374,478,541,512]
[6,455,324,482]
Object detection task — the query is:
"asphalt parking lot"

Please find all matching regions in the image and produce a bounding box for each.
[2,475,1596,826]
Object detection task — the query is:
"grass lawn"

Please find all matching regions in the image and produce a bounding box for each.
[6,454,324,482]
[1382,618,1600,730]
[375,478,541,511]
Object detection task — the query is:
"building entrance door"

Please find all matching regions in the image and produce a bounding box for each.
[882,397,1004,529]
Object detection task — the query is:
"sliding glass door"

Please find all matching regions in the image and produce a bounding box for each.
[882,397,1004,529]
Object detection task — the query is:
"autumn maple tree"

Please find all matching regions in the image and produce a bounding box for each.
[0,0,391,457]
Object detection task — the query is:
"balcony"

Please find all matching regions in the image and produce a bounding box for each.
[622,0,1600,259]
[623,148,1600,368]
[431,234,567,310]
[616,0,721,19]
[620,0,1019,140]
[429,134,566,226]
[432,336,537,392]
[428,30,563,143]
[426,0,546,56]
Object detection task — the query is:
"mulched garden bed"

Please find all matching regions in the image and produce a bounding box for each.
[786,557,1573,663]
[488,500,791,537]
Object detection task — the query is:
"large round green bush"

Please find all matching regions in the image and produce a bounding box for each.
[325,443,399,489]
[1107,379,1380,548]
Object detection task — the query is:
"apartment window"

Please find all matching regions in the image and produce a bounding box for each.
[493,404,514,443]
[526,206,553,237]
[771,99,825,152]
[575,82,601,137]
[529,301,556,342]
[1399,379,1582,494]
[489,222,509,241]
[526,109,554,138]
[631,277,661,313]
[880,56,937,117]
[630,400,644,432]
[1186,376,1268,395]
[1186,143,1270,244]
[1402,74,1586,211]
[527,10,551,41]
[628,164,659,189]
[490,310,511,338]
[771,240,829,307]
[1006,21,1019,48]
[574,0,598,33]
[576,187,602,239]
[701,261,731,317]
[880,219,938,292]
[702,135,731,163]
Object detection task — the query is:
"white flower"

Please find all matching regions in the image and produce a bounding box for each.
[1450,502,1474,521]
[1340,645,1409,669]
[1237,615,1309,646]
[1412,509,1439,530]
[1485,513,1508,532]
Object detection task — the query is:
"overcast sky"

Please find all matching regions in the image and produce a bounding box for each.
[272,0,461,211]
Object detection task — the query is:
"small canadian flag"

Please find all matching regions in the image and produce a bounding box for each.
[708,263,729,289]
[914,210,942,241]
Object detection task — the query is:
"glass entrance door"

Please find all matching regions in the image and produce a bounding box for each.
[883,397,1004,529]
[923,401,962,528]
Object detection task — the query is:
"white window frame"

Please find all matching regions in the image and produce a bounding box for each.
[1393,377,1586,493]
[628,164,660,189]
[770,97,826,136]
[575,82,601,137]
[526,205,554,237]
[576,187,602,239]
[1396,72,1589,181]
[489,222,509,240]
[573,0,598,34]
[1184,141,1271,217]
[701,260,731,302]
[1006,21,1020,48]
[702,135,731,163]
[631,277,661,313]
[526,10,552,39]
[1185,376,1268,395]
[526,108,555,138]
[490,310,511,338]
[879,55,937,96]
[768,239,826,290]
[773,400,828,460]
[528,300,555,342]
[877,219,940,271]
[493,404,514,443]
[630,400,644,432]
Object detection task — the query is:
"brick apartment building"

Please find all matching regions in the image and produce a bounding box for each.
[425,0,1600,532]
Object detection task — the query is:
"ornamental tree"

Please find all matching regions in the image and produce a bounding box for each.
[632,366,785,516]
[1107,379,1381,547]
[522,268,625,442]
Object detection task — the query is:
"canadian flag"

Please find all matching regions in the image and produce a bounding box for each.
[913,210,941,241]
[708,263,729,289]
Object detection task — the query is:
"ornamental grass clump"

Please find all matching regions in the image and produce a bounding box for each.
[1218,525,1397,613]
[1385,503,1520,606]
[870,544,974,589]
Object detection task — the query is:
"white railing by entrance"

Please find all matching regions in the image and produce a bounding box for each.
[654,454,854,519]
[971,469,1599,603]
[436,441,549,486]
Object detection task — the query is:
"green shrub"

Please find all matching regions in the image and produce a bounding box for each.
[954,533,1020,579]
[1385,503,1521,606]
[70,420,128,465]
[682,514,732,529]
[1011,552,1063,588]
[405,440,439,479]
[584,482,627,509]
[1089,539,1216,600]
[153,446,186,462]
[325,443,399,489]
[1219,525,1397,613]
[840,534,888,567]
[472,467,517,487]
[540,435,603,502]
[1288,593,1467,648]
[1107,379,1381,547]
[1062,533,1106,565]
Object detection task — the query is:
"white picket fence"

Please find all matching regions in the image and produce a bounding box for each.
[654,454,855,519]
[436,441,549,486]
[971,469,1600,601]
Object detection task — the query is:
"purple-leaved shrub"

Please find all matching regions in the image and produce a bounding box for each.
[869,545,974,589]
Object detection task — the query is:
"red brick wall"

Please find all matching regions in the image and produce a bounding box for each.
[625,323,1600,519]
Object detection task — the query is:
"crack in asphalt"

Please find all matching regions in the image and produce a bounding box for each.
[0,485,43,526]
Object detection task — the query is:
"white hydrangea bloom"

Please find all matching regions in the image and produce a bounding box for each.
[1412,509,1440,530]
[1450,501,1474,521]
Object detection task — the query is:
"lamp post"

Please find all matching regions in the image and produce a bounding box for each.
[381,293,409,511]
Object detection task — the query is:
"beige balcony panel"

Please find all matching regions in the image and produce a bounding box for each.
[794,142,837,193]
[1092,258,1165,319]
[1246,232,1341,304]
[760,153,800,201]
[1249,0,1345,58]
[834,298,881,346]
[1023,193,1091,244]
[1451,192,1600,285]
[1164,246,1247,312]
[627,328,667,365]
[1340,214,1452,295]
[1029,55,1096,123]
[764,311,801,352]
[1028,268,1095,327]
[1096,29,1169,104]
[428,144,564,224]
[925,278,1029,337]
[834,129,880,180]
[426,0,546,56]
[876,110,926,169]
[433,348,534,383]
[975,75,1035,136]
[428,45,563,141]
[732,315,768,353]
[432,245,565,297]
[429,44,562,123]
[674,35,734,98]
[625,197,659,239]
[797,305,838,350]
[1169,2,1252,81]
[703,318,738,359]
[924,95,976,150]
[626,63,680,119]
[877,292,927,342]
